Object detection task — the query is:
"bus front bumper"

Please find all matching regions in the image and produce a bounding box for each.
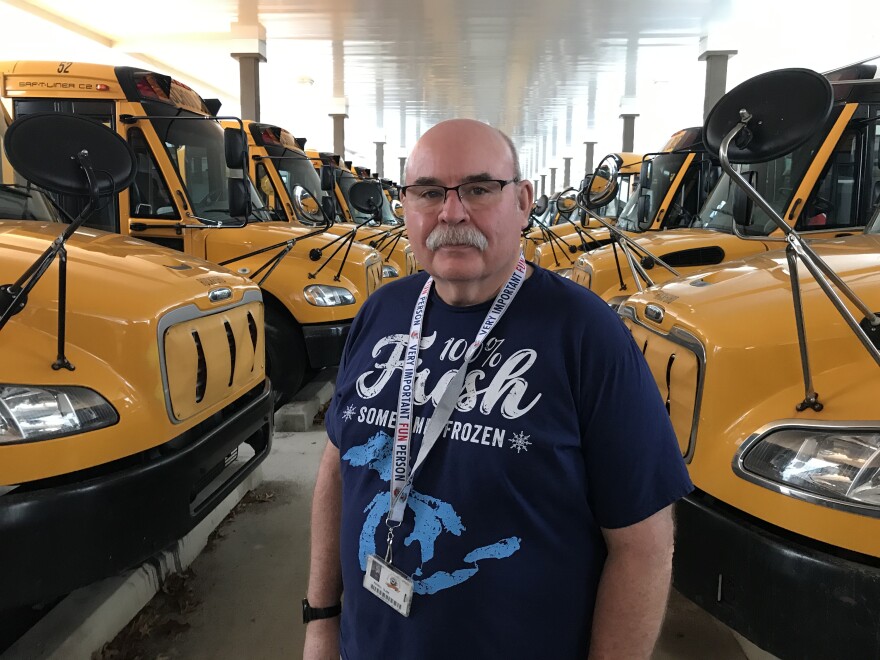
[673,489,880,660]
[303,321,351,368]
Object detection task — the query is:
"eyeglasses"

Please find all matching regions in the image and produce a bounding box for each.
[400,178,518,211]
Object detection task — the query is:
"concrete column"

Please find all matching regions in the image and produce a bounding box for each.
[549,167,557,195]
[699,40,738,120]
[584,141,596,175]
[399,157,407,184]
[621,115,637,152]
[563,157,572,188]
[619,89,639,153]
[330,114,346,158]
[375,142,385,178]
[229,22,266,122]
[329,96,348,159]
[540,174,546,197]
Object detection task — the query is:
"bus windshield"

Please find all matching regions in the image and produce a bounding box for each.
[616,153,689,232]
[0,184,63,222]
[696,108,841,235]
[276,152,323,200]
[338,173,373,223]
[149,109,271,224]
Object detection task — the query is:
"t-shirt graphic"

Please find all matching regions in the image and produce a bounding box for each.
[343,429,521,595]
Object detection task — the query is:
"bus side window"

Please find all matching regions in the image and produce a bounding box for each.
[255,163,286,219]
[129,129,178,219]
[797,130,859,231]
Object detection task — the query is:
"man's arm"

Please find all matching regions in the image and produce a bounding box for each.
[303,440,344,660]
[588,505,675,659]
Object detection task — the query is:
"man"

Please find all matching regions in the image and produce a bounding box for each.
[304,119,692,659]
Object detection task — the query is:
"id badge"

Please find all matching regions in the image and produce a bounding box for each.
[363,554,414,617]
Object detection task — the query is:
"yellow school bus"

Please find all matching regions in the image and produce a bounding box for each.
[565,128,719,295]
[620,67,880,659]
[524,153,643,275]
[1,61,384,405]
[570,66,879,305]
[306,149,417,275]
[234,120,415,279]
[0,108,272,609]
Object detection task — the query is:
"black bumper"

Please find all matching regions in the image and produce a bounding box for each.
[674,490,880,660]
[303,321,351,368]
[0,380,274,610]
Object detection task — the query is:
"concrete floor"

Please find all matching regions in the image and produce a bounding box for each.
[101,427,759,660]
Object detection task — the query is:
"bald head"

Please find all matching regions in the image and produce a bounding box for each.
[405,119,521,184]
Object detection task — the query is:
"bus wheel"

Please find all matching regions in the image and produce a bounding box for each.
[265,306,308,409]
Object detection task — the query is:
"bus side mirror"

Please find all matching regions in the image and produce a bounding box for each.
[533,194,549,216]
[639,159,652,190]
[229,178,251,217]
[733,170,757,226]
[349,181,384,215]
[224,128,247,170]
[320,165,335,191]
[322,195,337,222]
[636,191,652,230]
[585,154,622,209]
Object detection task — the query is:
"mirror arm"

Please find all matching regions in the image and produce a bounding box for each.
[251,243,295,286]
[785,245,822,411]
[218,238,297,266]
[618,240,651,291]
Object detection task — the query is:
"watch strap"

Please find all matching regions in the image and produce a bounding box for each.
[302,598,342,623]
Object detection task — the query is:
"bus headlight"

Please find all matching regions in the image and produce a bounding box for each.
[382,265,399,278]
[555,268,572,279]
[740,428,880,510]
[0,386,118,444]
[303,284,355,306]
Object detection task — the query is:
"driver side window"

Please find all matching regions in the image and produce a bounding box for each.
[255,163,285,219]
[797,129,861,231]
[129,129,178,219]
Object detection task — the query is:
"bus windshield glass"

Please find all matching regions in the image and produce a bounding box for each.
[338,173,373,223]
[696,107,841,235]
[616,153,689,232]
[0,183,63,222]
[149,109,271,224]
[276,152,323,200]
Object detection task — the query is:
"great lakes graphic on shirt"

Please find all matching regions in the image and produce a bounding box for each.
[342,329,541,596]
[343,430,521,595]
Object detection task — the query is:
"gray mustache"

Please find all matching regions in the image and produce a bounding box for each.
[425,224,489,251]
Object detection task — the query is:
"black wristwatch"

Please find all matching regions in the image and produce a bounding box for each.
[302,598,342,623]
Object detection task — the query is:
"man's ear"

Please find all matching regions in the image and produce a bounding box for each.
[517,180,535,229]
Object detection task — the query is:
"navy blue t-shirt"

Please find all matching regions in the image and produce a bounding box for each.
[326,265,693,659]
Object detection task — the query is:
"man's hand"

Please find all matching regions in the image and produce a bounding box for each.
[589,505,675,659]
[303,617,340,660]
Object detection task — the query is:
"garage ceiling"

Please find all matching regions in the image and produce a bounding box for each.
[1,0,878,184]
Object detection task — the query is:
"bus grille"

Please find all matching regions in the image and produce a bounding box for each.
[365,258,383,295]
[623,313,703,461]
[162,301,265,422]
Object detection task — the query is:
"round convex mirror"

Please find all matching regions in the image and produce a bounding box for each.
[703,68,833,164]
[583,154,621,209]
[4,113,136,196]
[292,185,323,225]
[349,180,384,214]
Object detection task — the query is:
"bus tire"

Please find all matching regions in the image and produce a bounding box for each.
[265,305,308,409]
